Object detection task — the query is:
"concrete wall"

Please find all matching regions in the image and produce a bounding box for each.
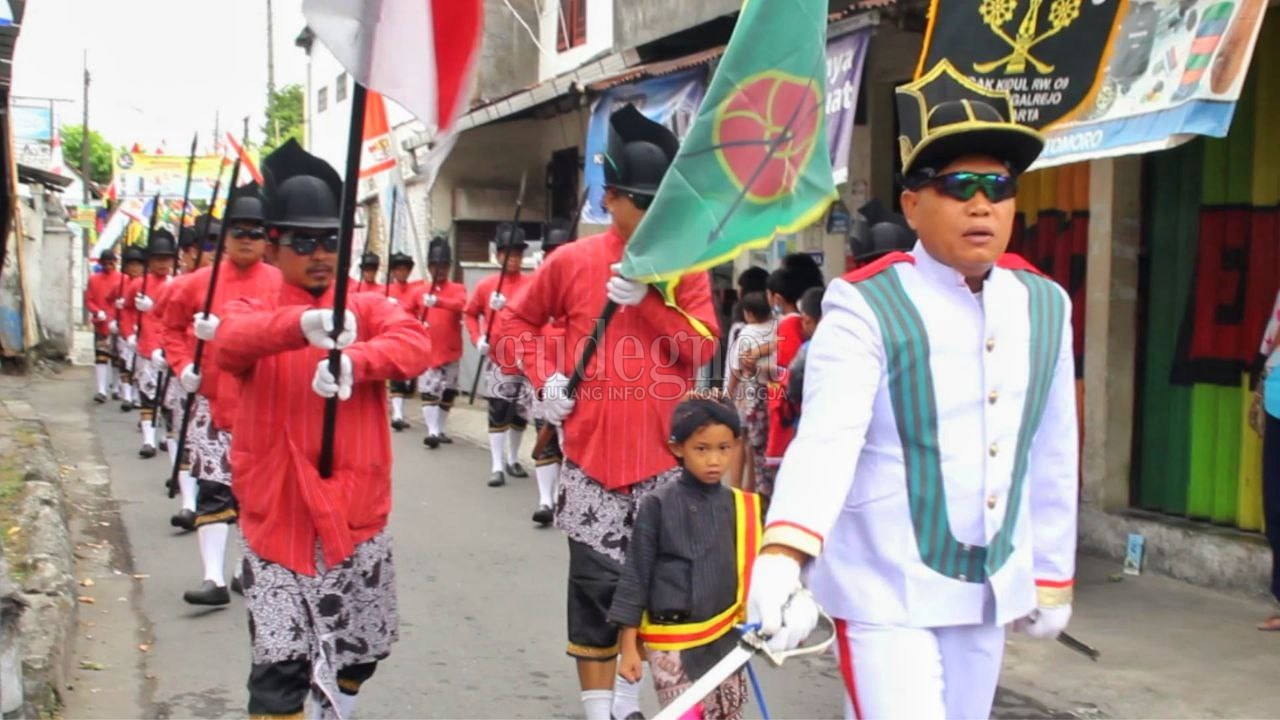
[304,43,355,175]
[538,0,614,81]
[613,0,739,51]
[476,0,541,102]
[0,187,80,360]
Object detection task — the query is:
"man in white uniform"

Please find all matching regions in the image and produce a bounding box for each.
[747,60,1080,720]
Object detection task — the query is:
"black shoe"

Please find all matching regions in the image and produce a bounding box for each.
[423,434,440,449]
[437,433,454,444]
[506,462,529,479]
[111,390,120,400]
[532,505,553,526]
[487,471,506,487]
[93,393,106,404]
[170,509,196,532]
[230,575,243,596]
[391,419,409,431]
[139,444,157,459]
[617,713,645,720]
[158,439,169,451]
[183,580,230,606]
[120,402,134,412]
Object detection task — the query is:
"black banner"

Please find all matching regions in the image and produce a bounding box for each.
[917,0,1128,128]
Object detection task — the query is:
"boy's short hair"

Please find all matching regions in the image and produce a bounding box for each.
[670,398,742,442]
[737,266,769,294]
[740,291,770,321]
[782,253,824,291]
[766,268,812,305]
[799,286,825,322]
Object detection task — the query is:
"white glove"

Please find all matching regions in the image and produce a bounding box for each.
[538,372,576,425]
[126,334,138,350]
[606,263,648,306]
[311,354,354,401]
[386,296,399,305]
[488,292,506,311]
[108,320,119,335]
[423,294,439,308]
[747,553,819,652]
[1012,605,1072,640]
[299,309,357,350]
[179,365,201,394]
[476,337,490,356]
[193,313,220,342]
[135,294,155,313]
[94,310,107,323]
[114,298,126,310]
[150,348,166,370]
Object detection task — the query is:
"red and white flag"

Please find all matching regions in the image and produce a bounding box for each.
[225,132,265,185]
[301,0,484,135]
[359,90,397,181]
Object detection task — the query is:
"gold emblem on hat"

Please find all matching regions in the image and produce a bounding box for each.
[975,0,1082,75]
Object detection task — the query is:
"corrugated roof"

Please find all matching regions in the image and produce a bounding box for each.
[586,45,726,92]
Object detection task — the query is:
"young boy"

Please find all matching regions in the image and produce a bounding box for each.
[610,398,763,720]
[724,292,773,491]
[787,286,825,420]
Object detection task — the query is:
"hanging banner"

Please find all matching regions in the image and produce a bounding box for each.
[581,69,707,227]
[827,29,872,185]
[112,152,245,202]
[1034,0,1271,169]
[12,104,53,169]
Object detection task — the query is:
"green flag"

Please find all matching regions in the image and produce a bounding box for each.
[620,0,837,336]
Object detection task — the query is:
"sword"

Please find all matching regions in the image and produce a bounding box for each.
[653,599,836,720]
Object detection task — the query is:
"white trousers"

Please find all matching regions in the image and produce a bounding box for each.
[834,618,1005,720]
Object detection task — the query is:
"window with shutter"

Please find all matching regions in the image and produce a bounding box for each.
[556,0,587,52]
[317,87,329,113]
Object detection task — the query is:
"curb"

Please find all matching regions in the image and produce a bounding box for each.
[0,412,77,718]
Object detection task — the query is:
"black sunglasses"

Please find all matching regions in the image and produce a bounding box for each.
[605,186,655,211]
[920,172,1019,203]
[280,232,340,255]
[230,227,267,240]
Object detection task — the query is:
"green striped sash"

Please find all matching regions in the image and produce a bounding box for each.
[855,267,1063,583]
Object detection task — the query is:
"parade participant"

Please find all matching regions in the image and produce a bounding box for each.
[504,105,719,720]
[724,291,773,492]
[354,252,384,294]
[162,185,280,606]
[125,230,178,458]
[747,63,1079,720]
[214,141,431,720]
[525,220,573,524]
[386,251,420,430]
[115,245,148,411]
[85,249,121,403]
[611,398,760,720]
[418,235,467,449]
[464,223,533,487]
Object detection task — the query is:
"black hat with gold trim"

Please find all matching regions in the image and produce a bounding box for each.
[604,104,679,198]
[897,60,1044,180]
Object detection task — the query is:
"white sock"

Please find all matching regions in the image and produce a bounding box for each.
[582,690,614,720]
[167,434,179,467]
[488,432,506,473]
[178,471,197,513]
[535,463,558,508]
[506,427,524,466]
[142,421,156,448]
[197,522,229,585]
[612,666,645,719]
[127,384,137,404]
[438,408,450,435]
[94,364,110,394]
[391,397,404,421]
[423,405,442,436]
[336,692,358,720]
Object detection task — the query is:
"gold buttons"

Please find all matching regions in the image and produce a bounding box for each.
[987,495,998,509]
[989,443,999,457]
[988,390,999,404]
[986,337,996,352]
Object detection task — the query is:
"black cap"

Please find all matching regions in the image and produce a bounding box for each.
[261,139,343,230]
[541,218,573,256]
[146,229,178,257]
[604,104,679,197]
[122,245,147,264]
[359,252,380,270]
[494,222,528,251]
[389,251,415,269]
[851,222,917,263]
[98,249,117,263]
[193,213,221,240]
[897,60,1044,179]
[225,182,266,224]
[178,226,197,249]
[427,235,452,265]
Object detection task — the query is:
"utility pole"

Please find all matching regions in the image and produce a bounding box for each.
[266,0,277,97]
[81,51,91,205]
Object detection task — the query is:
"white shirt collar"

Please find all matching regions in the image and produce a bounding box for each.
[910,241,972,290]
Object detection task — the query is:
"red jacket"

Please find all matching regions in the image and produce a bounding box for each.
[216,282,432,575]
[413,280,467,366]
[386,279,423,306]
[124,272,175,357]
[352,279,386,296]
[85,269,123,336]
[465,271,531,375]
[505,227,720,489]
[160,260,282,431]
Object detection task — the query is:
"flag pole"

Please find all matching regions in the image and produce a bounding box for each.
[318,83,368,479]
[533,300,618,456]
[467,170,528,404]
[167,135,244,497]
[382,185,397,297]
[152,133,199,441]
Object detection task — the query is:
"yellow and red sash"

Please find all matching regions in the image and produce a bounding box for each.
[638,488,762,651]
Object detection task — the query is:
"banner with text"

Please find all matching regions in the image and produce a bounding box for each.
[827,29,872,185]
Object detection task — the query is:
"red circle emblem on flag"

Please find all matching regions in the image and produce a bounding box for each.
[713,72,822,204]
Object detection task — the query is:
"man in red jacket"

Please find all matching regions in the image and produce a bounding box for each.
[385,251,421,429]
[116,245,147,411]
[84,249,120,402]
[417,235,467,449]
[215,141,431,720]
[465,223,533,487]
[124,230,178,458]
[162,186,280,606]
[504,105,719,720]
[353,252,385,295]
